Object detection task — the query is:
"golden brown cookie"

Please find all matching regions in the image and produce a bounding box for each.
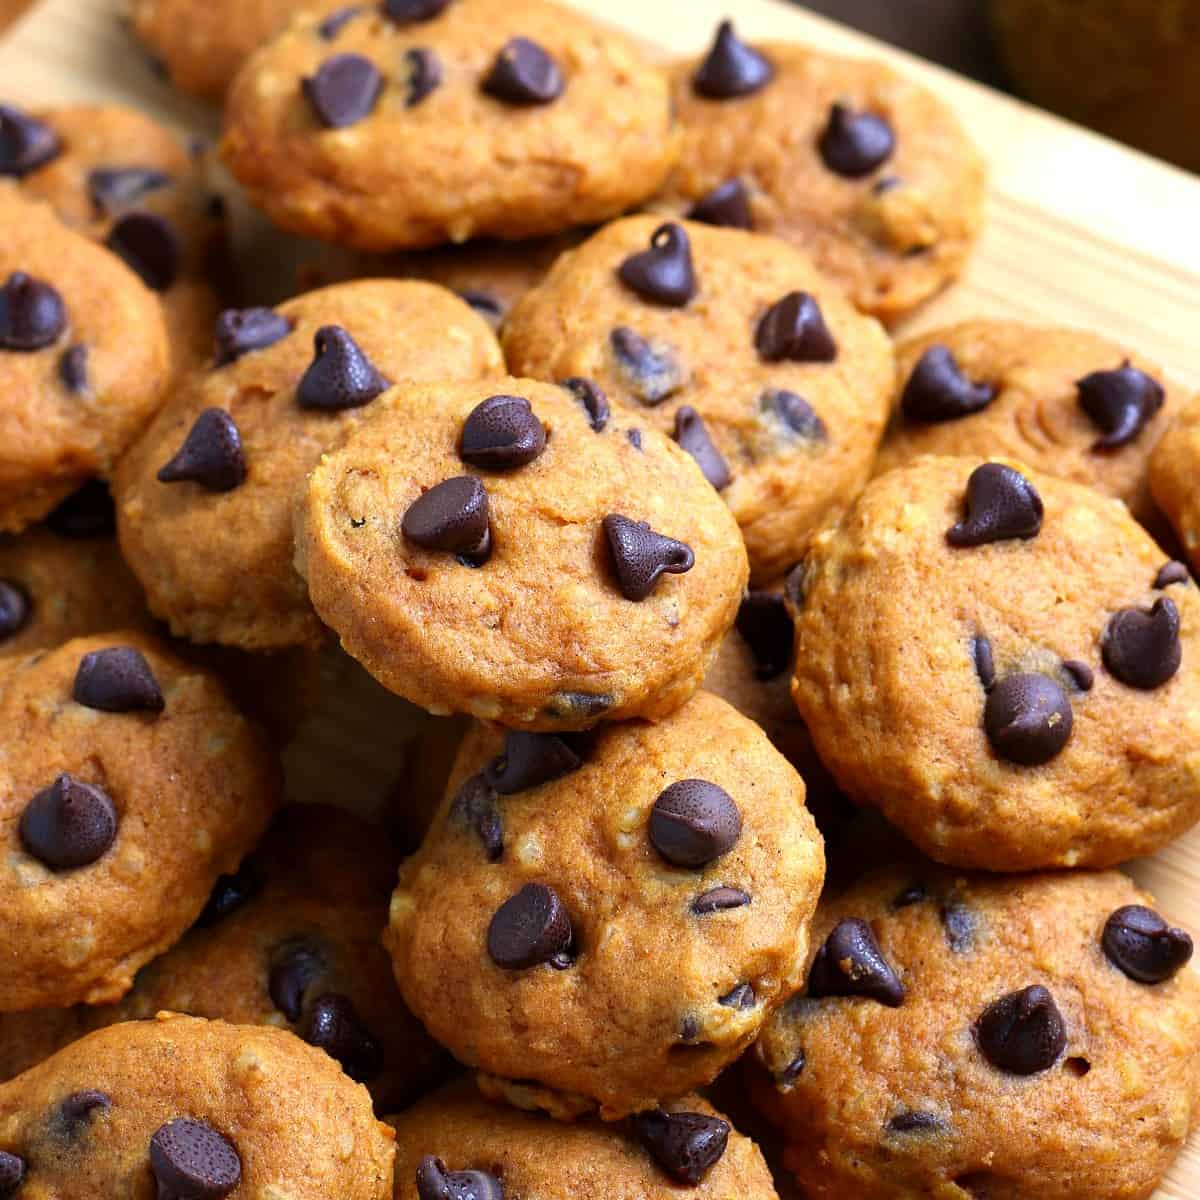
[114,279,502,650]
[652,23,986,321]
[295,377,748,728]
[753,864,1200,1200]
[0,1013,394,1198]
[384,691,825,1118]
[0,632,280,1010]
[219,0,677,250]
[1150,393,1200,573]
[502,215,894,581]
[791,454,1200,870]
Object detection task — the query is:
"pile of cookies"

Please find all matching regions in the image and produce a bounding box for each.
[0,1,1197,1196]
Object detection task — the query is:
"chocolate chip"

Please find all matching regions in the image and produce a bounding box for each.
[87,166,170,215]
[403,47,443,106]
[692,886,750,915]
[946,463,1043,548]
[296,325,389,411]
[901,345,995,423]
[692,20,773,99]
[59,1090,110,1133]
[402,476,491,563]
[755,292,837,363]
[545,691,611,719]
[1102,597,1181,689]
[73,645,164,713]
[268,941,325,1021]
[150,1119,241,1200]
[58,343,88,393]
[941,903,975,953]
[486,731,581,794]
[618,222,697,308]
[736,591,793,679]
[775,1050,805,1085]
[0,104,59,175]
[561,377,609,431]
[20,774,116,870]
[818,103,896,177]
[0,580,30,643]
[197,860,259,927]
[974,985,1065,1075]
[650,779,741,868]
[304,992,383,1081]
[984,673,1072,766]
[1102,904,1193,984]
[382,0,450,22]
[610,327,685,405]
[213,307,291,364]
[303,53,383,128]
[632,1110,730,1185]
[972,634,995,691]
[887,1112,946,1135]
[1077,362,1164,450]
[482,37,564,105]
[719,982,755,1009]
[317,5,361,37]
[603,514,693,601]
[1155,560,1190,589]
[487,882,572,969]
[450,772,503,861]
[157,408,247,492]
[0,1152,25,1193]
[460,394,545,470]
[46,480,115,538]
[760,389,828,443]
[808,918,905,1006]
[893,883,927,908]
[104,212,181,291]
[673,407,730,490]
[415,1157,503,1200]
[1062,659,1094,692]
[458,289,503,326]
[627,428,643,450]
[687,178,752,229]
[0,271,66,350]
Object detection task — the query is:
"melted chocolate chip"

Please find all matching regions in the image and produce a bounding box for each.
[268,941,325,1021]
[808,918,905,1006]
[602,514,694,601]
[632,1110,730,1184]
[673,406,730,489]
[383,0,450,21]
[403,47,443,106]
[972,634,996,691]
[87,166,170,215]
[760,389,827,442]
[486,731,581,794]
[1102,597,1181,689]
[984,673,1072,766]
[1155,561,1190,589]
[450,773,503,861]
[609,327,685,405]
[482,37,564,105]
[58,343,88,393]
[0,271,66,350]
[460,394,545,470]
[941,902,975,953]
[974,985,1065,1075]
[487,882,573,969]
[20,774,117,869]
[150,1119,241,1200]
[650,779,741,868]
[415,1156,503,1200]
[105,212,181,291]
[1077,362,1164,450]
[545,691,611,719]
[755,292,837,363]
[887,1111,946,1135]
[818,103,896,177]
[618,222,697,308]
[0,1151,26,1194]
[0,104,60,175]
[719,982,756,1009]
[560,377,609,430]
[1062,659,1094,692]
[196,860,259,927]
[692,886,750,915]
[318,5,361,38]
[1102,904,1193,984]
[157,408,247,492]
[213,307,291,364]
[45,480,115,538]
[946,463,1044,547]
[688,178,752,229]
[736,591,793,679]
[0,580,30,643]
[73,645,164,713]
[901,345,995,423]
[303,54,383,127]
[58,1090,110,1133]
[693,20,773,99]
[296,325,389,411]
[304,992,383,1081]
[402,476,491,563]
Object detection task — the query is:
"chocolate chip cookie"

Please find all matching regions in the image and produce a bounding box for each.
[652,23,986,321]
[790,455,1200,870]
[753,863,1200,1200]
[220,0,677,249]
[114,279,502,649]
[384,690,825,1118]
[1150,393,1200,575]
[294,377,748,728]
[502,215,894,581]
[0,632,280,1009]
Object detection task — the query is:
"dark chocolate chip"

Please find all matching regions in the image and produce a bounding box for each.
[941,902,975,953]
[382,0,450,22]
[974,985,1065,1075]
[0,1151,25,1194]
[1155,560,1190,589]
[618,222,697,308]
[673,406,730,490]
[73,645,164,713]
[59,1090,110,1133]
[0,580,30,643]
[486,731,581,794]
[735,591,793,680]
[808,918,905,1006]
[458,289,503,326]
[105,212,181,291]
[482,37,564,105]
[487,882,572,969]
[58,343,88,393]
[304,992,383,1081]
[415,1156,503,1200]
[268,941,325,1022]
[213,307,291,365]
[692,886,750,915]
[296,325,389,412]
[157,408,246,492]
[402,476,491,563]
[679,1014,701,1044]
[687,178,752,229]
[901,345,995,423]
[303,53,383,128]
[150,1119,241,1200]
[755,292,837,363]
[760,389,827,442]
[718,982,755,1009]
[887,1111,946,1135]
[610,327,685,405]
[632,1109,730,1185]
[87,166,170,215]
[20,774,116,870]
[650,779,741,868]
[318,5,361,37]
[545,691,611,719]
[560,377,609,431]
[45,480,114,538]
[0,271,66,350]
[196,860,259,927]
[972,634,995,691]
[692,20,773,99]
[946,463,1043,547]
[893,883,927,908]
[818,103,896,177]
[1077,362,1164,450]
[603,514,693,601]
[1062,659,1094,692]
[1102,904,1193,984]
[450,773,503,861]
[460,394,545,470]
[984,673,1072,766]
[1102,597,1181,689]
[0,104,59,175]
[627,428,643,450]
[775,1050,805,1085]
[403,47,443,106]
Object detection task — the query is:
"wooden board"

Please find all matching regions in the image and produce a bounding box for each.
[1,0,1199,1195]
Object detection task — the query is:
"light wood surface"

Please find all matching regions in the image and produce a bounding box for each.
[1,0,1199,1195]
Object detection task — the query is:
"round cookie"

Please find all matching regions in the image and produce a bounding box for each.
[0,188,170,533]
[0,631,280,1009]
[114,279,502,650]
[652,23,986,321]
[790,454,1200,870]
[295,376,749,728]
[876,321,1182,522]
[384,690,825,1118]
[752,864,1200,1200]
[219,0,677,250]
[502,215,894,581]
[1150,393,1200,574]
[0,1012,394,1198]
[391,1078,780,1197]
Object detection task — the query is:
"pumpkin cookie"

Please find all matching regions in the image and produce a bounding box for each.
[1150,393,1200,575]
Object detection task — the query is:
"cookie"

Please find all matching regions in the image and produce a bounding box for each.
[752,864,1200,1200]
[790,454,1200,870]
[219,0,677,249]
[0,632,280,1009]
[384,690,825,1118]
[1150,393,1200,574]
[391,1078,780,1196]
[113,279,502,649]
[294,376,749,728]
[502,215,894,581]
[649,23,985,321]
[0,188,170,533]
[0,1012,394,1198]
[875,322,1181,521]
